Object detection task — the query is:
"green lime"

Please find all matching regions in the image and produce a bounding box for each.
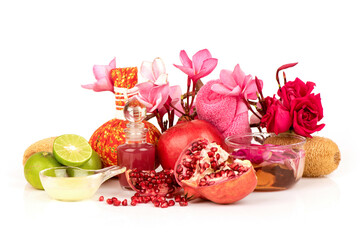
[53,134,92,167]
[79,150,103,170]
[24,151,62,190]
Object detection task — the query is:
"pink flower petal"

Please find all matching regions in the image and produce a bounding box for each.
[169,85,182,102]
[232,64,246,87]
[109,57,116,69]
[192,58,218,80]
[153,73,168,86]
[152,58,166,80]
[173,64,195,77]
[192,49,212,73]
[140,61,155,82]
[211,83,232,95]
[220,69,237,89]
[235,99,249,115]
[242,77,258,100]
[81,84,95,90]
[179,50,192,68]
[93,65,110,81]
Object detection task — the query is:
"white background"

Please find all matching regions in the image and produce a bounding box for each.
[0,0,359,239]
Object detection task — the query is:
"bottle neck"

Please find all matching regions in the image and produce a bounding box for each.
[124,122,148,144]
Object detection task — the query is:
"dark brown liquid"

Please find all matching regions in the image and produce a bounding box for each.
[254,163,296,191]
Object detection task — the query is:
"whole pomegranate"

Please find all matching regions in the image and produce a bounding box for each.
[174,138,257,204]
[157,120,224,170]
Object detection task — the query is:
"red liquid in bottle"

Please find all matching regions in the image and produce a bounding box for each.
[117,142,155,188]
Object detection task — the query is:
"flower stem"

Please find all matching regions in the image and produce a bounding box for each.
[245,100,262,120]
[189,81,197,111]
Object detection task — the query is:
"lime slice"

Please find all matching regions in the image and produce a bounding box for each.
[53,134,92,167]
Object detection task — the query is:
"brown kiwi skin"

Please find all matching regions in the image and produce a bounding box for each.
[23,137,57,165]
[302,136,340,177]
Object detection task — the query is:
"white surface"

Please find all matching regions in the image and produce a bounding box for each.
[0,0,359,239]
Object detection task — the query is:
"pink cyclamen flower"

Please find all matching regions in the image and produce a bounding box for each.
[173,49,218,84]
[140,57,168,86]
[211,64,263,115]
[82,58,116,93]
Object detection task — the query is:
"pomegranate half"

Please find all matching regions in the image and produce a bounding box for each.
[157,120,224,170]
[174,138,257,204]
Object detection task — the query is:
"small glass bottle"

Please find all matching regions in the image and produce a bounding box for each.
[117,98,156,189]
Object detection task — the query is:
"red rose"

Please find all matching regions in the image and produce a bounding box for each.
[278,78,316,109]
[290,93,325,137]
[260,95,292,134]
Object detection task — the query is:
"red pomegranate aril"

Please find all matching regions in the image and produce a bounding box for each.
[168,200,175,206]
[153,200,160,207]
[122,199,128,206]
[179,201,188,206]
[211,147,218,152]
[113,200,121,206]
[160,201,169,208]
[99,196,104,201]
[175,195,181,202]
[131,200,137,206]
[106,198,113,205]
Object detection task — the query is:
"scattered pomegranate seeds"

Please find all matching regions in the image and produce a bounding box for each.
[98,193,188,208]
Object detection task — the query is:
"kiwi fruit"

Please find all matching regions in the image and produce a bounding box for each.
[23,137,57,165]
[302,136,340,177]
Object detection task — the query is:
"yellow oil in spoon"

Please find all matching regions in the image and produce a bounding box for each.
[40,166,126,201]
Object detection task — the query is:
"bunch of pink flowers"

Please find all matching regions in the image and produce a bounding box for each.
[251,63,325,138]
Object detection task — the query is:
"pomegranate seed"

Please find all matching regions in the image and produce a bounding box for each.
[168,200,175,206]
[160,201,169,208]
[106,198,113,205]
[175,195,181,202]
[113,200,121,206]
[122,199,128,206]
[98,196,104,201]
[176,165,183,174]
[179,201,188,206]
[153,201,160,207]
[211,147,218,152]
[112,197,118,202]
[131,200,137,206]
[216,153,220,160]
[207,152,214,157]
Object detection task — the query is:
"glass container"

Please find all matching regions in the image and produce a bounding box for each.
[225,132,306,191]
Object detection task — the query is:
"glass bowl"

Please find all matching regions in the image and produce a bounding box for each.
[225,132,306,191]
[39,166,126,201]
